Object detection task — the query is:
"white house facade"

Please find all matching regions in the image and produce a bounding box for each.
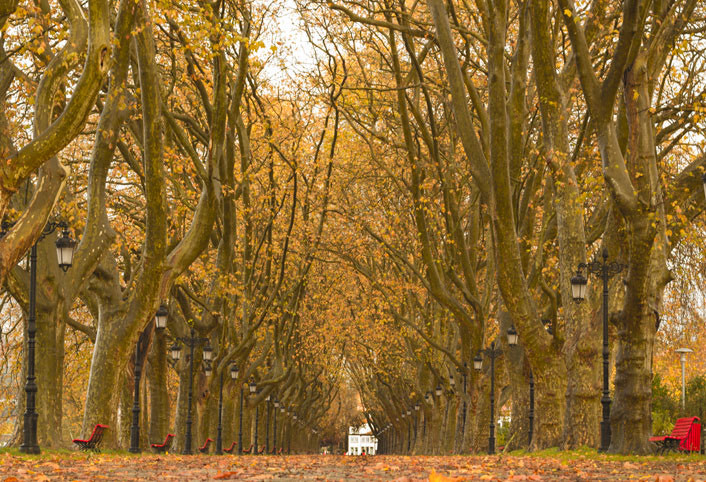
[347,423,377,455]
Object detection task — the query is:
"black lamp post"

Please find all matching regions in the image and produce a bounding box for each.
[406,408,412,452]
[414,402,420,445]
[213,366,225,454]
[273,398,280,451]
[474,341,502,455]
[129,306,168,453]
[1,220,76,455]
[233,366,245,454]
[249,381,258,453]
[231,364,243,453]
[571,249,626,452]
[265,394,271,453]
[169,328,212,454]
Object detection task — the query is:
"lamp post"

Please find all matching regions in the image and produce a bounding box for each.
[676,348,694,412]
[1,220,76,455]
[403,409,410,452]
[571,248,626,452]
[232,366,246,455]
[169,328,212,454]
[474,341,502,455]
[210,366,224,454]
[228,364,240,454]
[250,381,258,453]
[265,395,271,453]
[129,306,168,453]
[414,402,420,446]
[273,398,280,451]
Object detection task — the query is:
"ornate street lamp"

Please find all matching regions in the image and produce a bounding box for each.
[570,271,588,301]
[129,307,167,453]
[506,325,519,346]
[154,305,168,330]
[170,328,211,454]
[474,341,503,454]
[571,249,626,452]
[55,227,77,272]
[170,342,182,361]
[473,353,483,371]
[1,219,76,454]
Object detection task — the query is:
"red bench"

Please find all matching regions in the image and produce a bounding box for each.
[241,443,254,454]
[650,416,701,454]
[150,433,175,453]
[73,424,109,452]
[199,438,214,454]
[223,441,237,453]
[257,445,265,454]
[277,447,283,455]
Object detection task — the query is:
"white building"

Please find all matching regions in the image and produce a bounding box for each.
[347,423,378,455]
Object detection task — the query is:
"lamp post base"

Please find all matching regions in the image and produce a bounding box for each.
[20,412,40,454]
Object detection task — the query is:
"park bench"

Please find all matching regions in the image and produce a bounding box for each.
[649,416,701,454]
[241,443,254,454]
[223,441,237,453]
[150,433,175,453]
[277,447,284,455]
[72,424,109,452]
[257,445,266,454]
[198,438,214,454]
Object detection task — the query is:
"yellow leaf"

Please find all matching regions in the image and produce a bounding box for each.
[564,9,572,17]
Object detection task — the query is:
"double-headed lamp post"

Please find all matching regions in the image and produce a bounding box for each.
[676,348,693,412]
[474,341,503,455]
[129,305,168,453]
[571,248,626,452]
[169,329,212,454]
[1,221,76,455]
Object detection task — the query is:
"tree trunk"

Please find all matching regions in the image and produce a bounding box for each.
[148,330,169,443]
[35,306,65,447]
[81,309,129,446]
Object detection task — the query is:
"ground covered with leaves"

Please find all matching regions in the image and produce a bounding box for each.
[0,451,705,480]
